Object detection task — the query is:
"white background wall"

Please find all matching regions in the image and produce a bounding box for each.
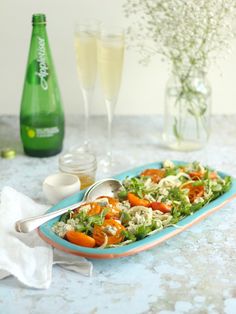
[1,0,236,116]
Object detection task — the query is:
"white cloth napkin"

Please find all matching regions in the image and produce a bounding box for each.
[0,186,93,289]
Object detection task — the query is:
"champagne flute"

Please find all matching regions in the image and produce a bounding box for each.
[97,25,125,168]
[74,20,98,151]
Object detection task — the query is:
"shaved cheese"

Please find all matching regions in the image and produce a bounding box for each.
[94,197,109,207]
[103,225,117,236]
[79,204,91,213]
[163,160,175,169]
[158,175,181,188]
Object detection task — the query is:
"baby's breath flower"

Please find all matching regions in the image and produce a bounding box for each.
[123,0,236,76]
[124,0,236,145]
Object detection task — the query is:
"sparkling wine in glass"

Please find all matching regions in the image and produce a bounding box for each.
[97,25,125,168]
[74,20,98,151]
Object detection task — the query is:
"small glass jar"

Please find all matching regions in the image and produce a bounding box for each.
[59,150,97,190]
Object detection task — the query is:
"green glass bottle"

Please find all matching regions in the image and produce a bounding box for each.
[20,14,64,157]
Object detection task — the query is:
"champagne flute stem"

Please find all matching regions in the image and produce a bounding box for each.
[81,89,93,147]
[106,99,114,164]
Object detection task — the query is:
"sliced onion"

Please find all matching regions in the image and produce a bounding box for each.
[96,233,108,249]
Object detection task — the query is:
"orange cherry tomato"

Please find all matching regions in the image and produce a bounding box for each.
[149,202,171,213]
[87,202,102,216]
[105,208,121,220]
[96,196,118,206]
[93,219,126,246]
[140,169,166,183]
[184,183,204,203]
[209,172,218,180]
[188,171,204,180]
[66,231,96,248]
[71,202,101,218]
[96,196,121,219]
[127,192,150,207]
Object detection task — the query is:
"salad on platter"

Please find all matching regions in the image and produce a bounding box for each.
[52,160,232,249]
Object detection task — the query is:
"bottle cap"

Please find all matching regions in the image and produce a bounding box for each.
[1,148,16,159]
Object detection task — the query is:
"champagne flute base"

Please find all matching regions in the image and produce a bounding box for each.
[99,152,114,175]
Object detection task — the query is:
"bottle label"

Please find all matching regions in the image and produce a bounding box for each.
[22,125,60,139]
[36,36,49,90]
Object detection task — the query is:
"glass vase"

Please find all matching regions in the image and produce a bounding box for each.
[163,71,211,151]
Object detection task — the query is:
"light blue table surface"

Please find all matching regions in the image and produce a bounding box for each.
[0,115,236,314]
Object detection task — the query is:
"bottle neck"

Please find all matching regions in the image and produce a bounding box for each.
[32,24,47,36]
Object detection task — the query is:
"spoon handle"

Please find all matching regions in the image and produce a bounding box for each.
[15,200,85,233]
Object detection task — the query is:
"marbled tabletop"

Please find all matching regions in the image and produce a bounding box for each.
[0,115,236,314]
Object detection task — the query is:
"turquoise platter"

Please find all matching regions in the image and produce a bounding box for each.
[38,161,236,259]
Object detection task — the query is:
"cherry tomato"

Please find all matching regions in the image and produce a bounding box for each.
[209,172,218,180]
[184,183,204,203]
[96,196,121,219]
[189,171,204,180]
[66,231,96,248]
[93,219,126,246]
[140,169,166,183]
[96,196,118,206]
[87,202,102,216]
[149,202,171,213]
[127,192,150,207]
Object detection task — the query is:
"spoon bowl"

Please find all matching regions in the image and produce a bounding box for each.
[15,178,123,233]
[85,178,122,201]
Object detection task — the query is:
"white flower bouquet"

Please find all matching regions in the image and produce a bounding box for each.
[124,0,236,150]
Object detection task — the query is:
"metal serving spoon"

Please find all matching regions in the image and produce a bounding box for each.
[15,178,123,233]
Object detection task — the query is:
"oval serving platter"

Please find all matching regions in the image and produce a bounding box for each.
[38,161,236,259]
